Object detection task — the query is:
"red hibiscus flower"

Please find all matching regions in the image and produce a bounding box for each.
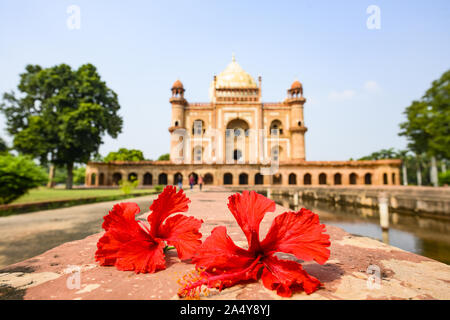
[95,186,203,273]
[178,190,330,298]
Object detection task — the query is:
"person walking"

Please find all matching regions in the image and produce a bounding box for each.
[198,175,203,191]
[189,174,195,190]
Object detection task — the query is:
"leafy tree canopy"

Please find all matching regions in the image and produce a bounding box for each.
[0,137,7,153]
[399,69,450,159]
[358,148,400,160]
[0,153,47,204]
[157,153,170,161]
[0,63,123,188]
[104,148,145,162]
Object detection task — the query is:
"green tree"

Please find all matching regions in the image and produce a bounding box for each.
[0,137,7,153]
[73,166,86,185]
[399,70,450,186]
[0,64,123,189]
[104,148,145,162]
[157,153,170,161]
[0,153,47,204]
[358,148,397,160]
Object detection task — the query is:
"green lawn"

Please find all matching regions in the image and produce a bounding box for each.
[12,187,154,204]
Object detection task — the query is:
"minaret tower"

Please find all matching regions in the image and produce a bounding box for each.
[287,80,307,160]
[169,79,187,162]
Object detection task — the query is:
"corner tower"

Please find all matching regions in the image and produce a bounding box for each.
[286,80,307,160]
[169,79,187,161]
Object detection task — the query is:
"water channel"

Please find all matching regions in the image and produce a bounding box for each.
[270,193,450,265]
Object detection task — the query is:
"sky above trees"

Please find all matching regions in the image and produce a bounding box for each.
[0,0,449,161]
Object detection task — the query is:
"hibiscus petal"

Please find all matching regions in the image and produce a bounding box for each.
[95,202,155,267]
[115,239,166,274]
[261,209,330,265]
[261,255,322,296]
[148,185,191,236]
[158,214,203,260]
[102,202,141,231]
[227,191,276,252]
[192,226,256,273]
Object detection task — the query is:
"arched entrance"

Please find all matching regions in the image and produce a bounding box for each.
[254,173,263,185]
[364,173,372,185]
[204,173,214,184]
[188,172,198,184]
[112,172,122,186]
[239,173,248,185]
[349,173,357,185]
[99,173,105,186]
[319,173,327,185]
[223,173,233,185]
[143,173,153,185]
[288,173,297,185]
[174,172,183,185]
[334,173,342,185]
[158,173,168,185]
[303,173,311,185]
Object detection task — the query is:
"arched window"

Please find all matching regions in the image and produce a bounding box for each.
[174,172,183,185]
[224,173,233,185]
[233,149,243,161]
[143,173,153,185]
[349,173,357,185]
[289,173,297,185]
[383,173,388,185]
[158,173,168,185]
[112,172,122,186]
[90,173,96,186]
[226,119,249,161]
[364,173,372,185]
[391,173,396,185]
[239,173,248,185]
[192,119,205,135]
[304,173,312,185]
[128,172,137,182]
[273,174,282,185]
[319,173,327,185]
[334,173,342,185]
[270,119,283,135]
[254,173,263,185]
[99,173,105,186]
[204,173,213,185]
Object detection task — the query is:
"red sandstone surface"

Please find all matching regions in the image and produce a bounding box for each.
[1,189,449,300]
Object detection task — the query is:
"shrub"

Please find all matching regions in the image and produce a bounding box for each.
[73,166,86,185]
[119,177,139,195]
[438,170,450,186]
[154,185,164,192]
[0,153,47,204]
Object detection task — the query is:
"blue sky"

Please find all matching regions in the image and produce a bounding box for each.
[0,0,449,161]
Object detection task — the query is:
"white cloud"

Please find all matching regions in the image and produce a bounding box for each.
[363,80,381,93]
[328,89,356,101]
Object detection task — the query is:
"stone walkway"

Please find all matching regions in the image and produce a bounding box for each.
[1,187,450,300]
[0,191,191,268]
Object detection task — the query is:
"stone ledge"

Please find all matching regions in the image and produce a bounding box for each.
[1,190,449,300]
